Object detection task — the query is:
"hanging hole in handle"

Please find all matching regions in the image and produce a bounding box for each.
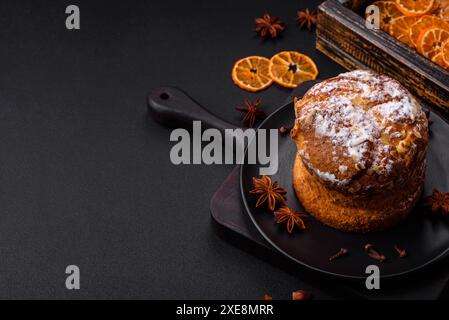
[160,92,170,100]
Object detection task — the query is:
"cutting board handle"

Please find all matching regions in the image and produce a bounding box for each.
[147,87,237,131]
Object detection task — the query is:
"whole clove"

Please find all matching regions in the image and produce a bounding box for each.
[394,244,407,258]
[329,248,349,261]
[364,243,386,263]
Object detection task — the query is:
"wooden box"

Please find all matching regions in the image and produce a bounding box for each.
[316,0,449,117]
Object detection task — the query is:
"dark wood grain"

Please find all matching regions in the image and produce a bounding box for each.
[316,0,449,118]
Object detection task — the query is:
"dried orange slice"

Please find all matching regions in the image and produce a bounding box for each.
[431,40,449,69]
[231,56,273,92]
[395,0,435,16]
[442,39,449,65]
[268,51,318,89]
[417,27,449,61]
[370,1,404,31]
[435,0,449,18]
[409,15,449,47]
[432,52,449,69]
[389,15,421,47]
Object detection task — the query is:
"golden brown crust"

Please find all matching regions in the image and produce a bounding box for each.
[291,70,428,232]
[293,155,425,233]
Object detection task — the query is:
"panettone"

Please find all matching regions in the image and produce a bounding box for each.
[291,70,429,232]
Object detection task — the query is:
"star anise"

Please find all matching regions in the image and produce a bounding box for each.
[250,176,287,211]
[296,9,317,30]
[255,13,285,39]
[235,98,266,128]
[274,206,307,233]
[424,189,449,215]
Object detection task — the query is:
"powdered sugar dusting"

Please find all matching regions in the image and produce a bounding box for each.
[297,70,424,184]
[314,168,349,186]
[339,165,348,174]
[383,80,403,99]
[310,95,377,163]
[307,70,416,110]
[373,98,418,122]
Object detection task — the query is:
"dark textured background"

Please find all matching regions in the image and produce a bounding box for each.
[0,0,346,299]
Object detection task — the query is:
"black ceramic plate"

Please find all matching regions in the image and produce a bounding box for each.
[240,94,449,280]
[146,84,449,280]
